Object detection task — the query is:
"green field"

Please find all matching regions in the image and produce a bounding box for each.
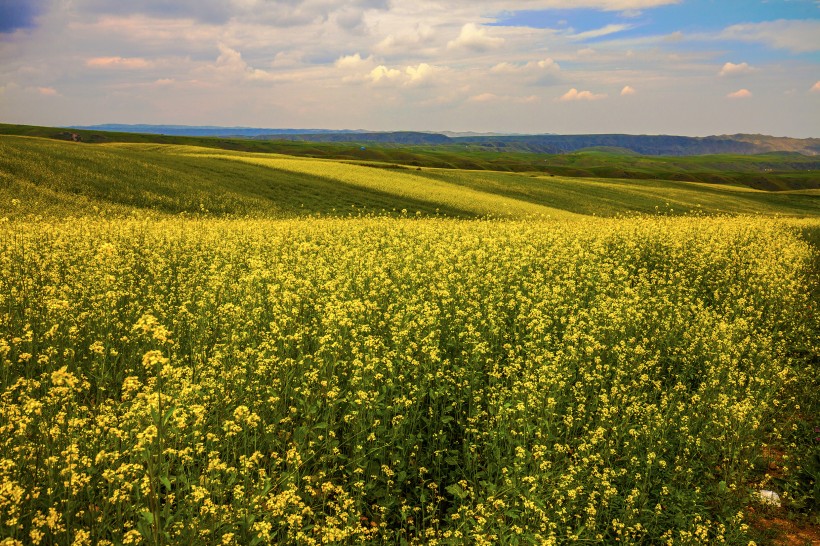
[1,135,818,220]
[1,131,819,545]
[2,123,819,192]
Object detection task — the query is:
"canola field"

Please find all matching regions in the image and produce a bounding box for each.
[1,214,818,545]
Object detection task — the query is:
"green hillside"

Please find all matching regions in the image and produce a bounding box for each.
[1,123,818,192]
[1,135,818,220]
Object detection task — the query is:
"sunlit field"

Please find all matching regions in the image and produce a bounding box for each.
[1,215,818,544]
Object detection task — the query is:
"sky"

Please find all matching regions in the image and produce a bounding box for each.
[0,0,818,136]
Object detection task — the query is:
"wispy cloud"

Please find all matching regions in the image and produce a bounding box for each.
[87,56,153,69]
[811,81,820,93]
[568,24,633,41]
[720,20,820,53]
[469,92,538,104]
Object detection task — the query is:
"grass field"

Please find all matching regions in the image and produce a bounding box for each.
[2,123,819,192]
[1,133,819,544]
[2,136,818,220]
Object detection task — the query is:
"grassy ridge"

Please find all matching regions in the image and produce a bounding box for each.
[2,136,818,220]
[1,123,818,191]
[0,137,478,219]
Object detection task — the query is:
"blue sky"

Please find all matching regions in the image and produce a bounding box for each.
[495,0,819,62]
[497,0,817,34]
[0,0,818,136]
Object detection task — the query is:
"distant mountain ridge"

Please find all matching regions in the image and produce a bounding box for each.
[68,124,819,156]
[69,124,367,138]
[453,134,820,156]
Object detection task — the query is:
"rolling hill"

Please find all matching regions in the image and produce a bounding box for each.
[1,135,817,220]
[1,123,818,192]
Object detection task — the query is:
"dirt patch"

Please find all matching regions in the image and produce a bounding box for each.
[748,509,820,545]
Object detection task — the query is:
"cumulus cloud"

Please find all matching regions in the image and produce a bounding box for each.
[620,85,636,96]
[37,86,58,96]
[366,63,442,86]
[718,62,756,77]
[559,88,607,101]
[375,24,435,55]
[404,63,438,85]
[811,81,820,93]
[368,65,402,84]
[199,44,281,83]
[727,89,752,99]
[335,53,373,70]
[86,56,153,69]
[447,23,505,51]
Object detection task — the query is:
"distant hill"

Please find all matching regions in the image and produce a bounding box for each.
[254,132,452,145]
[452,134,820,156]
[68,124,366,138]
[67,125,819,156]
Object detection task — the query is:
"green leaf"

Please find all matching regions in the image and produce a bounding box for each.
[446,484,467,500]
[139,510,154,525]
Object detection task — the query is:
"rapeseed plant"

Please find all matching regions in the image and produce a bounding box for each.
[0,215,816,544]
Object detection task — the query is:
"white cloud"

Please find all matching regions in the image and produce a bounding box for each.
[447,23,505,51]
[620,85,636,96]
[404,63,438,85]
[335,53,373,70]
[559,88,607,101]
[720,20,820,53]
[368,65,402,84]
[568,24,633,40]
[811,81,820,93]
[718,62,756,77]
[490,58,560,75]
[37,86,58,96]
[366,62,442,86]
[86,56,153,69]
[374,24,435,55]
[727,88,752,99]
[199,43,282,83]
[469,92,538,104]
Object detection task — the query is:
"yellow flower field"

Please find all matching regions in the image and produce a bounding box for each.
[0,215,817,544]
